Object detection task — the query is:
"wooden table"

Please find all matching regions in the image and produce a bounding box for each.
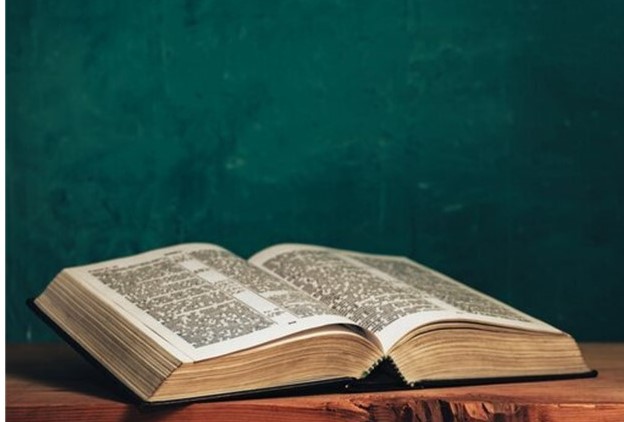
[6,343,624,421]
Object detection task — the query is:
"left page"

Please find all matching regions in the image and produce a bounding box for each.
[65,243,356,362]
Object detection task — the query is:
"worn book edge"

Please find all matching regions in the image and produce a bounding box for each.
[28,298,598,406]
[27,299,356,405]
[344,358,597,392]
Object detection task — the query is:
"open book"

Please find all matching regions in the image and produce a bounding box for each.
[33,243,593,403]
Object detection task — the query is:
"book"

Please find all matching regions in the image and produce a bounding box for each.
[32,243,594,403]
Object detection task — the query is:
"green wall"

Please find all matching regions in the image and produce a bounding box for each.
[7,0,624,341]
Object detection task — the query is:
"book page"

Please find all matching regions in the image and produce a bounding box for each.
[250,244,559,352]
[66,244,355,361]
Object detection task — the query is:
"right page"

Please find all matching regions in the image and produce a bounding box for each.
[250,244,559,353]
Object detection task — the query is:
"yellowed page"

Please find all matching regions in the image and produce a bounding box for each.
[66,243,356,362]
[250,244,560,352]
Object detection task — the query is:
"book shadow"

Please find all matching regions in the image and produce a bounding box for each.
[7,342,138,403]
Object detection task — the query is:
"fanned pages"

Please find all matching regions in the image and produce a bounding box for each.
[33,242,593,403]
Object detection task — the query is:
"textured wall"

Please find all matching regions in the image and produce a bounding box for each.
[7,0,624,341]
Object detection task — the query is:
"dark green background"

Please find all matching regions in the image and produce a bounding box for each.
[7,1,624,341]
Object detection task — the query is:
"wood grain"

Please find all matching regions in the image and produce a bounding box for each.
[7,343,624,422]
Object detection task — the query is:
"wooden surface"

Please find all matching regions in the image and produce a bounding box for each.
[6,343,624,422]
